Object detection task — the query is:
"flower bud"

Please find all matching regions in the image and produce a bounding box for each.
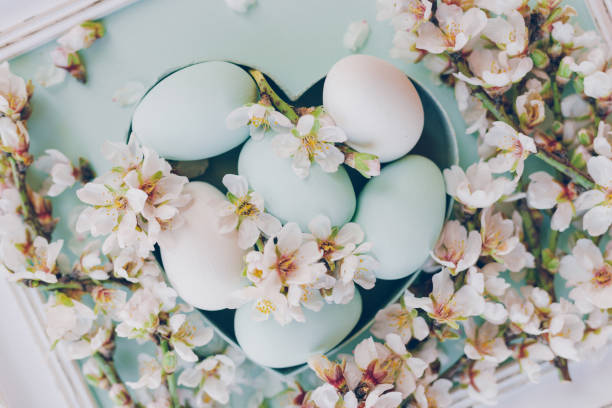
[531,49,550,69]
[577,128,593,146]
[556,56,573,85]
[162,350,178,373]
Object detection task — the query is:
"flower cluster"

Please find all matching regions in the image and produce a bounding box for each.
[50,21,105,83]
[227,75,381,179]
[214,174,378,325]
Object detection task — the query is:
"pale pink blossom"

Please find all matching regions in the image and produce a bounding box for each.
[560,239,612,311]
[371,302,429,343]
[515,342,554,383]
[431,220,481,274]
[482,11,528,56]
[575,156,612,236]
[463,319,512,363]
[548,300,585,361]
[415,4,487,54]
[444,162,516,209]
[480,121,536,177]
[404,269,484,329]
[527,172,577,231]
[594,120,612,158]
[455,49,533,93]
[35,149,76,197]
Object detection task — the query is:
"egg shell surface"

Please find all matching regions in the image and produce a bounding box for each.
[354,155,446,280]
[234,290,362,368]
[159,181,248,310]
[132,61,257,160]
[323,54,424,163]
[238,135,356,231]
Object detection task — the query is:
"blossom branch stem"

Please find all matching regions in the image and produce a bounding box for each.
[8,155,51,240]
[92,351,135,407]
[249,69,299,124]
[161,340,180,408]
[552,82,562,118]
[534,150,596,189]
[474,91,516,127]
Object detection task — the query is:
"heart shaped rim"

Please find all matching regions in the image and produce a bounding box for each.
[128,59,458,376]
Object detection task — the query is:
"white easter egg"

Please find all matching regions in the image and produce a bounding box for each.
[234,291,362,368]
[159,182,248,310]
[238,135,356,231]
[132,61,257,161]
[354,155,446,280]
[323,54,424,163]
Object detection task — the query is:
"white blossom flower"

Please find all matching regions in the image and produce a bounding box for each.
[235,222,325,324]
[116,283,177,339]
[384,334,428,398]
[91,286,127,318]
[569,46,608,76]
[35,149,76,197]
[415,4,487,54]
[216,174,281,249]
[482,11,528,56]
[575,156,612,236]
[444,162,516,209]
[57,23,103,51]
[560,239,612,311]
[343,20,370,52]
[224,0,256,13]
[371,302,429,343]
[515,342,555,383]
[467,264,509,325]
[0,117,30,158]
[465,361,498,406]
[410,379,452,408]
[480,208,534,272]
[480,121,536,177]
[527,172,577,231]
[548,299,585,361]
[111,247,160,283]
[272,114,347,179]
[463,319,511,363]
[455,81,488,136]
[127,354,163,390]
[123,145,190,238]
[455,49,533,92]
[35,65,66,88]
[5,235,63,283]
[45,294,95,344]
[390,30,421,62]
[178,354,237,405]
[475,0,523,15]
[551,22,600,48]
[376,0,431,29]
[168,313,214,362]
[561,94,592,119]
[503,287,548,335]
[0,62,29,118]
[66,319,113,360]
[579,309,612,358]
[76,181,152,255]
[431,220,481,275]
[404,269,484,329]
[226,102,292,141]
[584,68,612,99]
[112,81,145,107]
[594,120,612,158]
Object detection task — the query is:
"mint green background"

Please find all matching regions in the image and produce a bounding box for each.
[8,0,594,406]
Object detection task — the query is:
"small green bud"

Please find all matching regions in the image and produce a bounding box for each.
[162,350,177,373]
[531,49,550,69]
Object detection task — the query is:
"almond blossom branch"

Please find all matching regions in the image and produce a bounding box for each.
[8,155,51,240]
[249,69,299,123]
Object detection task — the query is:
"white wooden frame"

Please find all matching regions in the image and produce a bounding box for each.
[0,0,138,62]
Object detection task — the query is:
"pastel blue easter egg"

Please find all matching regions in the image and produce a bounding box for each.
[238,136,356,231]
[355,155,446,280]
[132,61,257,160]
[234,291,362,368]
[159,182,248,310]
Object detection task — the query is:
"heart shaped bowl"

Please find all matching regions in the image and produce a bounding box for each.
[131,60,458,376]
